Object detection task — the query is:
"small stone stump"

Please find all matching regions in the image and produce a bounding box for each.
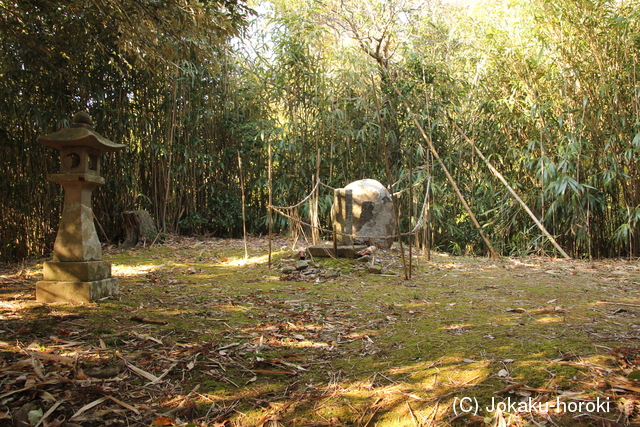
[36,112,125,304]
[332,179,396,248]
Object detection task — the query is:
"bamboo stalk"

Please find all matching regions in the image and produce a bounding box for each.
[408,143,413,278]
[237,151,248,259]
[426,148,432,261]
[451,121,571,260]
[371,75,410,278]
[312,147,321,245]
[388,78,500,259]
[268,140,273,268]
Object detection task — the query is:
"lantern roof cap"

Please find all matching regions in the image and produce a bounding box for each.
[37,111,125,152]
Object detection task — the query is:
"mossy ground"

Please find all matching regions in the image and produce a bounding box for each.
[1,236,639,426]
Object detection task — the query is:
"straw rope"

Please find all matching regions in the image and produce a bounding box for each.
[268,176,432,241]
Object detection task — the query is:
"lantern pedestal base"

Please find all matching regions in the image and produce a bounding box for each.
[36,277,118,304]
[43,260,112,282]
[37,260,118,303]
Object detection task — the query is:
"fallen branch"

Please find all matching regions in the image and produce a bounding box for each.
[494,382,526,395]
[130,316,168,325]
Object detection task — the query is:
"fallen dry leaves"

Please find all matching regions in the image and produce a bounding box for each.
[3,237,640,426]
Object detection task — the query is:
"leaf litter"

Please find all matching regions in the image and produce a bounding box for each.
[1,236,640,425]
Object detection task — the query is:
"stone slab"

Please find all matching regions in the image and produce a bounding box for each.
[43,260,112,282]
[308,245,367,258]
[36,277,118,304]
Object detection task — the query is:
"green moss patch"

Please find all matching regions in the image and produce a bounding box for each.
[1,237,639,426]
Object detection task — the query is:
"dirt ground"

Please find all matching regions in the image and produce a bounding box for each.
[1,236,640,426]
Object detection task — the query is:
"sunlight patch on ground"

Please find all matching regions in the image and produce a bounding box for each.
[219,252,283,267]
[441,323,473,331]
[112,263,164,277]
[507,258,543,268]
[535,316,564,324]
[0,300,24,317]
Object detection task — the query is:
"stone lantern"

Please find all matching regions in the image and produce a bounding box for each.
[36,111,125,303]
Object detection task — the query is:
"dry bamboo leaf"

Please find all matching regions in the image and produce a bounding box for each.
[124,359,160,382]
[49,337,83,347]
[279,361,307,371]
[31,357,45,380]
[148,362,177,385]
[608,377,640,394]
[0,386,35,400]
[132,332,163,344]
[70,397,107,420]
[34,400,63,427]
[25,351,75,365]
[151,416,176,426]
[217,342,241,351]
[38,390,57,403]
[0,359,33,372]
[107,395,140,414]
[252,369,296,375]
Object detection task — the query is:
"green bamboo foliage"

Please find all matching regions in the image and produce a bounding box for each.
[0,0,251,261]
[2,0,640,261]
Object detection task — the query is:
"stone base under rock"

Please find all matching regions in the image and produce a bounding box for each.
[36,277,118,304]
[308,245,368,258]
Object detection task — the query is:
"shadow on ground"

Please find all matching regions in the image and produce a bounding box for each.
[1,236,639,426]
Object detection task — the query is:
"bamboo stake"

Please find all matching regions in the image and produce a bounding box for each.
[408,143,413,278]
[371,75,409,278]
[388,80,500,259]
[268,140,273,268]
[162,78,178,232]
[426,151,432,261]
[312,147,321,245]
[237,151,248,259]
[451,121,571,260]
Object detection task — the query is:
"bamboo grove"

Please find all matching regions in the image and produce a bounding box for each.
[1,0,639,262]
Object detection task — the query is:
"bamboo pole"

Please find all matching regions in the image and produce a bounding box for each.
[388,80,500,259]
[426,174,432,261]
[426,151,432,261]
[268,141,273,268]
[408,143,413,278]
[237,151,248,259]
[312,147,321,245]
[450,121,571,259]
[371,75,410,278]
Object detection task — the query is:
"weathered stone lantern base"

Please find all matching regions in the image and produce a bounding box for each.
[36,261,118,304]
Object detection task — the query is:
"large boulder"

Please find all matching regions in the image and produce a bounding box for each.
[332,179,396,248]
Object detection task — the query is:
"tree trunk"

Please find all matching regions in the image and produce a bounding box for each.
[120,210,158,249]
